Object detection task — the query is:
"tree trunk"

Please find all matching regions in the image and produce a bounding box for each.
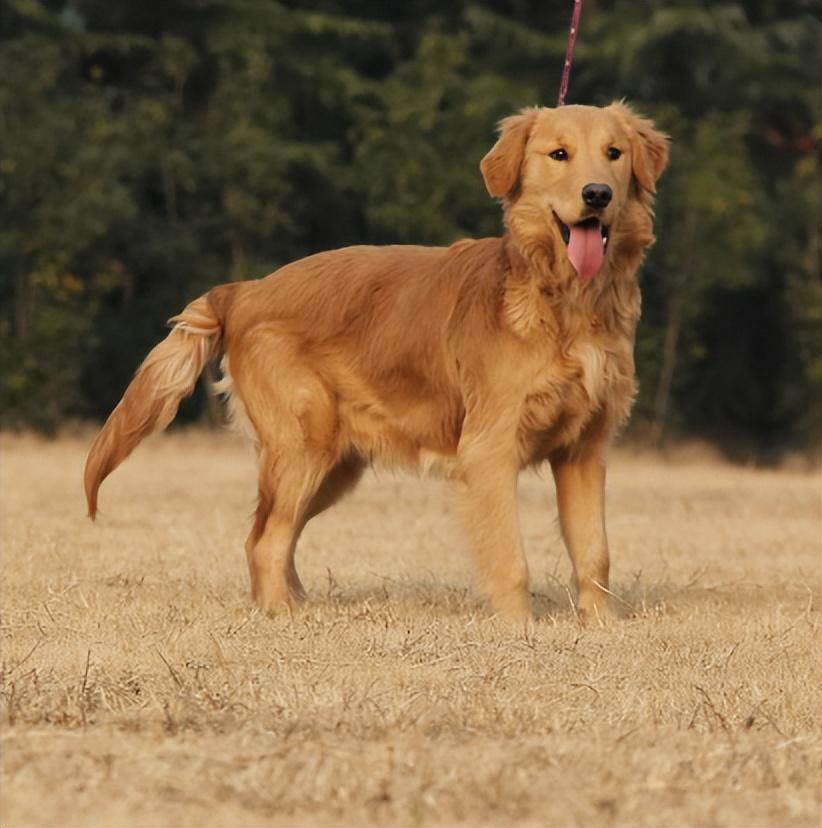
[13,268,31,344]
[649,208,697,447]
[650,293,684,447]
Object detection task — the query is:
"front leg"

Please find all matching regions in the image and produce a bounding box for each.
[453,446,530,623]
[550,448,613,622]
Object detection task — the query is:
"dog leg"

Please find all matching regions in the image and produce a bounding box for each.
[453,450,530,622]
[246,447,333,614]
[550,450,612,623]
[299,456,366,531]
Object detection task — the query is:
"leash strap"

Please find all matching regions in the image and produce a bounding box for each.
[557,0,584,106]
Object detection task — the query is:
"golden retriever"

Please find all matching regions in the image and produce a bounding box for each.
[85,102,669,623]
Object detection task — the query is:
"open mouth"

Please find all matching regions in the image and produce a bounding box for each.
[554,214,610,282]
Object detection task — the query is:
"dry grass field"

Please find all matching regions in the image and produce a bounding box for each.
[1,430,819,828]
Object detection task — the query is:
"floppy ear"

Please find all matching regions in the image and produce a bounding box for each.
[609,101,670,195]
[480,107,539,199]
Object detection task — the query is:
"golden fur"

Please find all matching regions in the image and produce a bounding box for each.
[85,102,669,622]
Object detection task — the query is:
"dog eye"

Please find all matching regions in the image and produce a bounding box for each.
[548,149,568,161]
[607,147,622,161]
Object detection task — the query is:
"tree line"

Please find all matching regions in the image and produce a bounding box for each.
[1,0,820,459]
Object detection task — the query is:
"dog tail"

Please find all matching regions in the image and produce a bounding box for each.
[84,291,227,519]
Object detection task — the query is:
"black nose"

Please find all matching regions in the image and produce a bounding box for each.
[582,183,612,209]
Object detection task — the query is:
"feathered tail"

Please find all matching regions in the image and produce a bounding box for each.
[84,293,223,518]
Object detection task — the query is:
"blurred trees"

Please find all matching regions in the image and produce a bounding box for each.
[0,0,819,456]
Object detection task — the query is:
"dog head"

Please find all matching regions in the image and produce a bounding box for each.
[480,102,670,282]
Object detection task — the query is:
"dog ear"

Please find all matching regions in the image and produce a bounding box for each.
[480,107,539,199]
[609,101,670,195]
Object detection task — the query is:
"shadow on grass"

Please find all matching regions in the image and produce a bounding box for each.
[307,568,817,625]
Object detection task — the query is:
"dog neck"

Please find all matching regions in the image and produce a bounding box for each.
[499,229,643,342]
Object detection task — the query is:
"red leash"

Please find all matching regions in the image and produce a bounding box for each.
[557,0,584,106]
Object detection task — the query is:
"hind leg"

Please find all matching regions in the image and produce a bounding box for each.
[300,456,365,531]
[246,447,334,613]
[239,372,340,611]
[233,330,359,613]
[247,455,364,611]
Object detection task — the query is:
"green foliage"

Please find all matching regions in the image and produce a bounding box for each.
[0,0,819,452]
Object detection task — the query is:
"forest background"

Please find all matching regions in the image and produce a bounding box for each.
[1,0,819,460]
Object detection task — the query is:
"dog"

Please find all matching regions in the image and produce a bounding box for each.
[85,102,669,623]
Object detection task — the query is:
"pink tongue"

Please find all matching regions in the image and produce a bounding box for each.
[567,223,604,282]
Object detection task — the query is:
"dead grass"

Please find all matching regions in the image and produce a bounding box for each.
[1,431,819,828]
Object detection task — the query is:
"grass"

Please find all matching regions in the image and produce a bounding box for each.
[1,431,819,827]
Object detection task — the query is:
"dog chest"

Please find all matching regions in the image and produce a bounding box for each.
[519,339,634,458]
